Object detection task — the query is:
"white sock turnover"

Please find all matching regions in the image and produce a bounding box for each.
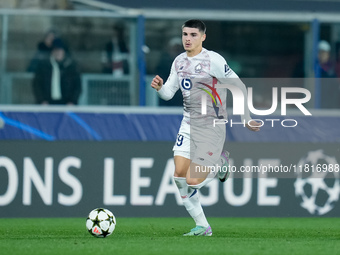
[174,176,209,227]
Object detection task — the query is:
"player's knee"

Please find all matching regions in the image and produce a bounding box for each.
[186,178,202,187]
[173,172,181,178]
[174,169,186,178]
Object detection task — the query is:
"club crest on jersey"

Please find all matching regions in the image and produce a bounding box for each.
[195,63,202,73]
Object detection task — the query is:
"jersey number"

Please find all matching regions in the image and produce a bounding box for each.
[181,78,192,90]
[176,134,184,146]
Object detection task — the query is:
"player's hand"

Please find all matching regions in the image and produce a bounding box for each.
[151,75,163,91]
[246,120,261,132]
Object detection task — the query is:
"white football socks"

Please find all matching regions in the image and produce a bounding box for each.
[174,176,209,228]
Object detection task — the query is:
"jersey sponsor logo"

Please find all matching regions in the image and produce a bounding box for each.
[181,78,192,90]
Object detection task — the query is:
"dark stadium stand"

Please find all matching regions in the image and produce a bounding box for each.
[93,0,340,12]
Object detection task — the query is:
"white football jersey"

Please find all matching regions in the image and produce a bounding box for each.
[158,48,251,123]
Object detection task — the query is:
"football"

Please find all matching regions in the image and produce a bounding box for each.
[86,208,116,237]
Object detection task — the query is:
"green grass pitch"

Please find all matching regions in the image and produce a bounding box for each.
[0,217,339,255]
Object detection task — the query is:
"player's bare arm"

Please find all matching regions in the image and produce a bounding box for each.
[151,75,163,91]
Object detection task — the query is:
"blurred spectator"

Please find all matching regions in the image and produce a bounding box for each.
[292,41,337,78]
[316,40,339,108]
[317,40,336,78]
[292,40,339,108]
[32,38,81,105]
[101,23,129,76]
[156,37,183,106]
[27,29,59,72]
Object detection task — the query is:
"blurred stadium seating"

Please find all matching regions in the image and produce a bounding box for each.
[0,0,340,107]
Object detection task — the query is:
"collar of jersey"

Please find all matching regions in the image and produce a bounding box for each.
[186,48,206,59]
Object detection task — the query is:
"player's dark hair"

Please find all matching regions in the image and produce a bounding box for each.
[182,19,206,34]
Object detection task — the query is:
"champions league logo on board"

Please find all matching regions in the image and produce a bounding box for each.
[294,149,340,215]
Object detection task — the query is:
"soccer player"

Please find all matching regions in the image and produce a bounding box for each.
[151,19,260,236]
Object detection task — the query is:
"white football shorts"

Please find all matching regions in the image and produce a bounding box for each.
[173,117,225,167]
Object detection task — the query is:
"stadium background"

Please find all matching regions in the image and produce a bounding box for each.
[0,0,339,218]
